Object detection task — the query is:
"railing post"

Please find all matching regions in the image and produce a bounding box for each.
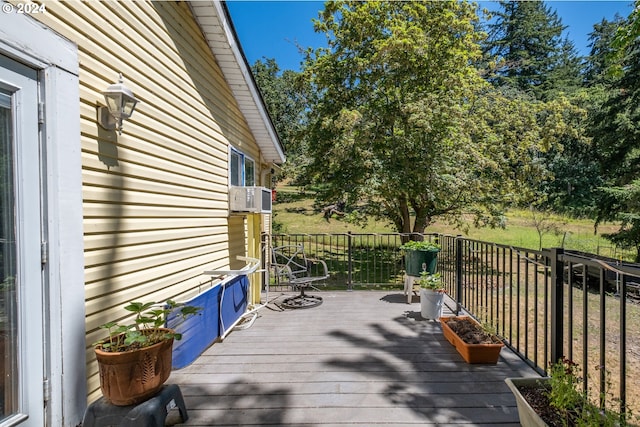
[347,231,353,291]
[455,236,463,315]
[550,247,564,364]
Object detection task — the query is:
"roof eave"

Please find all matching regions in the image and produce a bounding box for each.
[188,0,285,165]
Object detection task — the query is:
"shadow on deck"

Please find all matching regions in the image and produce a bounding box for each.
[167,290,539,426]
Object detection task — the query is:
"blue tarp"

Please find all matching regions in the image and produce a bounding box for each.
[168,275,249,369]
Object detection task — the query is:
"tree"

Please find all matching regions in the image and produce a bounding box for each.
[613,1,640,50]
[484,1,581,100]
[484,1,588,216]
[251,58,307,180]
[528,206,567,250]
[301,1,572,236]
[590,6,640,260]
[584,16,626,86]
[534,84,602,218]
[538,17,625,217]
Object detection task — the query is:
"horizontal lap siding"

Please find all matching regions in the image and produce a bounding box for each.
[35,1,262,402]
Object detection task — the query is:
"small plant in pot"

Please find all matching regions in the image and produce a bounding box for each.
[418,271,445,320]
[399,240,440,277]
[93,300,201,406]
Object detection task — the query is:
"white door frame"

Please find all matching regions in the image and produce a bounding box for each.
[1,49,42,427]
[0,10,84,427]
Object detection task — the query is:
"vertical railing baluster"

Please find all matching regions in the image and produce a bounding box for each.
[501,246,506,338]
[599,267,606,403]
[567,261,573,362]
[525,253,529,358]
[582,263,588,393]
[456,236,463,314]
[516,251,521,353]
[533,254,539,368]
[347,231,353,291]
[621,274,627,416]
[550,248,564,367]
[543,252,549,372]
[509,247,513,346]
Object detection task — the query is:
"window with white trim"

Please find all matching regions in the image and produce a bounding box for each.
[230,148,255,186]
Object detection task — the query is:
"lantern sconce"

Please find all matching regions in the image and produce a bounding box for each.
[98,73,139,135]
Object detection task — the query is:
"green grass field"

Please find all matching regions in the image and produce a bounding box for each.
[273,184,632,261]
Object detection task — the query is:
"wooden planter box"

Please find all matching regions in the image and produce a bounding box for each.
[440,316,504,364]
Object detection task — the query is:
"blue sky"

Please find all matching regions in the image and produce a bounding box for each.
[226,1,634,71]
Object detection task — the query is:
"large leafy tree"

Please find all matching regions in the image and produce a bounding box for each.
[251,58,307,179]
[301,0,571,236]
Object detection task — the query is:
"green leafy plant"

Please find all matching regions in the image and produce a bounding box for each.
[399,240,440,251]
[476,306,498,336]
[544,357,628,426]
[418,271,444,292]
[94,300,201,353]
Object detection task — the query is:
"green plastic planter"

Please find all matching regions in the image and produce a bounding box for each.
[404,248,439,276]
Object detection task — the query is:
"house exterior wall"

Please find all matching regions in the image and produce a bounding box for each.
[29,0,270,404]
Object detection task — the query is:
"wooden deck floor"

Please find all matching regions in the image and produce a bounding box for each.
[167,290,539,426]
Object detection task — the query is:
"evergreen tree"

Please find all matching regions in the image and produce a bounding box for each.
[590,9,640,260]
[484,1,586,217]
[584,16,625,86]
[485,0,581,100]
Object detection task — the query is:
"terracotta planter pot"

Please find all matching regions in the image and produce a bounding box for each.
[505,377,550,427]
[439,316,504,364]
[94,329,174,406]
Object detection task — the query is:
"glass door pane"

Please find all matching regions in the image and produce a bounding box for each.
[0,91,17,419]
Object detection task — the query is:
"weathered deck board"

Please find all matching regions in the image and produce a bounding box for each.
[168,290,538,426]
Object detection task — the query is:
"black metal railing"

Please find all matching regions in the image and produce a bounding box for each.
[265,232,640,415]
[268,232,440,288]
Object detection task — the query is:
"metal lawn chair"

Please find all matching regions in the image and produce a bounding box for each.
[271,244,329,308]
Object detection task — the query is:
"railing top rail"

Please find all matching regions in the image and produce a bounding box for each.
[562,251,640,279]
[271,232,439,237]
[438,233,548,255]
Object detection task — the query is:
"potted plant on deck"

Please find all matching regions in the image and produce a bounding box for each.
[439,315,504,364]
[399,240,440,276]
[505,357,628,426]
[93,300,200,406]
[418,271,445,320]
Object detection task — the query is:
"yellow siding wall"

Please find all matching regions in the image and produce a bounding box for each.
[32,0,265,402]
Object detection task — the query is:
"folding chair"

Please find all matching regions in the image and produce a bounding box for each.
[271,244,329,308]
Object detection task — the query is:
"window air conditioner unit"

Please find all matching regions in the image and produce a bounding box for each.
[229,186,272,213]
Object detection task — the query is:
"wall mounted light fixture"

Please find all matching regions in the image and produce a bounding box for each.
[98,73,139,135]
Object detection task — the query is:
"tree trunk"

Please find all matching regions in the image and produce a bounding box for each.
[413,205,431,237]
[397,196,412,243]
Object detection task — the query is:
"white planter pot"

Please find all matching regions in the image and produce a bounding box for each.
[420,289,444,319]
